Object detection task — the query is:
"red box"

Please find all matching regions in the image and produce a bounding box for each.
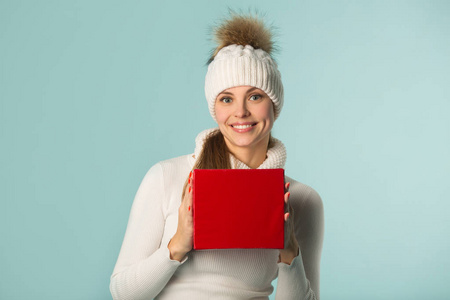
[193,169,285,250]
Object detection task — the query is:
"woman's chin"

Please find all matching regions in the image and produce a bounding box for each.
[221,127,271,151]
[226,136,268,151]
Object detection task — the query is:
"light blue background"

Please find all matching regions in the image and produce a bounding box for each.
[1,1,449,299]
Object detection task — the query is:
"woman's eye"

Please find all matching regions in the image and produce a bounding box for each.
[249,94,262,101]
[221,97,232,103]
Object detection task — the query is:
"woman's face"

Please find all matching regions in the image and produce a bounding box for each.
[215,85,275,152]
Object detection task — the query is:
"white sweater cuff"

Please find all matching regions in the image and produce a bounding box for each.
[162,241,189,264]
[276,254,316,299]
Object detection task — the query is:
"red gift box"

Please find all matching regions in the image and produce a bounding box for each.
[193,169,285,250]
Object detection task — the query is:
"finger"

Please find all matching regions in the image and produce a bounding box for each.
[183,171,193,200]
[188,170,193,187]
[284,212,289,221]
[285,182,290,192]
[187,175,194,208]
[284,192,290,214]
[188,189,193,213]
[284,191,290,204]
[188,173,194,194]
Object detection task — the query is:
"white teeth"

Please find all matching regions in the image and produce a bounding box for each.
[233,124,253,129]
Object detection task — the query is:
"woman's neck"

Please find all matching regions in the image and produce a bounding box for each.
[225,137,269,169]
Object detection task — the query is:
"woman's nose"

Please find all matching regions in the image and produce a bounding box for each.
[234,100,250,118]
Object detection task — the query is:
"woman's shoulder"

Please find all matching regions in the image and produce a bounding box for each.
[143,154,193,184]
[285,175,323,212]
[145,154,194,173]
[155,153,194,170]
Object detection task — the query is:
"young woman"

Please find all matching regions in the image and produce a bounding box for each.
[110,12,324,300]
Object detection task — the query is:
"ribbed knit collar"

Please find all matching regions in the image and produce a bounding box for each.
[192,127,286,169]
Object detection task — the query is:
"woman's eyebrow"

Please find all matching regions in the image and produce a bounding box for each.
[218,87,260,97]
[219,91,233,96]
[246,87,259,93]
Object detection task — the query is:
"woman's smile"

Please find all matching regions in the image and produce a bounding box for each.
[230,122,258,132]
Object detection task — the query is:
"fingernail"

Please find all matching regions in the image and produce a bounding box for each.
[188,178,190,184]
[287,182,290,189]
[189,171,192,178]
[288,192,291,198]
[188,206,191,211]
[189,186,191,193]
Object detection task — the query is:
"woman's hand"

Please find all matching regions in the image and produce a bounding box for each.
[279,181,300,264]
[168,171,194,262]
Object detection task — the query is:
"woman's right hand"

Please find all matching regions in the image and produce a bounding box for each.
[167,171,194,262]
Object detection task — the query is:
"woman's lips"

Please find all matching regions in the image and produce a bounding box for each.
[230,123,257,133]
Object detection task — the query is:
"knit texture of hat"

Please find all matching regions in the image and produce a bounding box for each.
[204,44,284,122]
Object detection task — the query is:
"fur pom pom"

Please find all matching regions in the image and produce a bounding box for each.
[207,10,275,64]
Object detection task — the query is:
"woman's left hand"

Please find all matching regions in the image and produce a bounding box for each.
[279,181,300,264]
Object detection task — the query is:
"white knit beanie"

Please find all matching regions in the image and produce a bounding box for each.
[205,44,284,122]
[204,12,284,122]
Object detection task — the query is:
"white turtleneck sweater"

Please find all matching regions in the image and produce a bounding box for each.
[110,129,324,300]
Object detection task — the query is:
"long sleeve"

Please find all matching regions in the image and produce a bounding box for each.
[109,163,186,300]
[275,184,325,300]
